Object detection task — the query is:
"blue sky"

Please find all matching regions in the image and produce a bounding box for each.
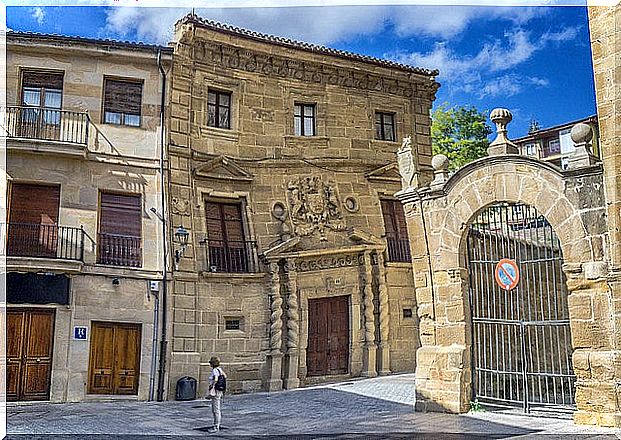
[6,4,596,137]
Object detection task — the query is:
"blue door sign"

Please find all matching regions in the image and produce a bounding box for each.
[74,326,88,340]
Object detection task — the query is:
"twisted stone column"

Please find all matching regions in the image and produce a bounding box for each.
[284,258,300,389]
[267,261,284,391]
[376,252,391,375]
[362,251,377,377]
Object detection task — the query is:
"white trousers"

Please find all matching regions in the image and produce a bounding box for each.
[211,391,223,428]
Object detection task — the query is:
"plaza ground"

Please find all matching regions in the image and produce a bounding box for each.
[6,374,620,439]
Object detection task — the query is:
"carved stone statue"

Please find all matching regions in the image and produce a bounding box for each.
[397,135,419,190]
[287,176,346,240]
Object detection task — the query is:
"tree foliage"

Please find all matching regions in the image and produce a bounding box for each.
[431,104,492,171]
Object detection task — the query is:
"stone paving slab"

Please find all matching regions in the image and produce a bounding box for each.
[5,374,621,439]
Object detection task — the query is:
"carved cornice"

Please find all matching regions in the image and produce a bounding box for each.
[190,39,439,100]
[285,254,364,273]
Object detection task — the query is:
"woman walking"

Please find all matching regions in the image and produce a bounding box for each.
[207,356,226,433]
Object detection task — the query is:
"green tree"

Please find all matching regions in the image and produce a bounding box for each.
[431,103,492,171]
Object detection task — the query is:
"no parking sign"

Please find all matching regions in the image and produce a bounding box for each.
[494,258,520,290]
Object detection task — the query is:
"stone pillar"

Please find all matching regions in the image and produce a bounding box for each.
[566,123,598,170]
[375,252,391,375]
[283,259,300,389]
[487,108,519,156]
[361,251,377,377]
[266,261,284,392]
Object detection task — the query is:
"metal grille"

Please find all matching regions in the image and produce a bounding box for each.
[467,202,575,412]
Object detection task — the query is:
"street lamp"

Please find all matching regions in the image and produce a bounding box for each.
[173,225,189,270]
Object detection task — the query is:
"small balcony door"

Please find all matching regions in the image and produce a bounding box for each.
[8,183,60,258]
[20,70,63,141]
[98,192,142,267]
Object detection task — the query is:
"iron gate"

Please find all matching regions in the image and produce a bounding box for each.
[467,202,575,412]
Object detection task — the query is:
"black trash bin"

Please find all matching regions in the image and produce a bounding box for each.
[176,376,197,401]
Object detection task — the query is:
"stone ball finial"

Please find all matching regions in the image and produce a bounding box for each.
[570,123,593,144]
[431,154,449,171]
[490,108,513,126]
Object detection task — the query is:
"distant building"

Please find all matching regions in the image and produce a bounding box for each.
[512,115,599,169]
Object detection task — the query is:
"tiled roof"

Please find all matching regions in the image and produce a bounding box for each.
[177,14,438,77]
[7,31,173,54]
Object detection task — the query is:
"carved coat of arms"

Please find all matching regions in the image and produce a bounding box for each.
[287,176,346,240]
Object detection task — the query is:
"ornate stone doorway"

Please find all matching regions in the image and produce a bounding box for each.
[467,202,575,411]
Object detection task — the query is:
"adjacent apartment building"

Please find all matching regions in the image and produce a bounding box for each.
[165,15,439,397]
[4,32,171,402]
[513,115,599,169]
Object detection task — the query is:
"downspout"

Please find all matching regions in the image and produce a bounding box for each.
[148,286,159,401]
[156,48,169,402]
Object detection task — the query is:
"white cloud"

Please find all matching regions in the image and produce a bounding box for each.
[476,74,549,98]
[31,7,46,25]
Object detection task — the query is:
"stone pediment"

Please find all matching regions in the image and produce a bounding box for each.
[193,156,253,182]
[263,228,384,261]
[365,163,401,183]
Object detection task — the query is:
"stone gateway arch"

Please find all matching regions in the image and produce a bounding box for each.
[396,110,618,426]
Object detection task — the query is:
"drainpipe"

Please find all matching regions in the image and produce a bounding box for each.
[148,286,159,401]
[156,48,169,402]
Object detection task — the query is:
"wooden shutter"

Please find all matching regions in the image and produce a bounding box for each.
[99,193,141,238]
[205,202,244,245]
[9,183,60,225]
[103,79,142,115]
[22,71,63,90]
[381,199,409,242]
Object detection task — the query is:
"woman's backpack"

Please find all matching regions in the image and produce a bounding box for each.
[214,368,226,393]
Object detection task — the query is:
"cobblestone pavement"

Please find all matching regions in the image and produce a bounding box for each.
[6,374,621,439]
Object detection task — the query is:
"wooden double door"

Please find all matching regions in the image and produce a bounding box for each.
[88,322,142,395]
[307,296,350,376]
[7,308,55,401]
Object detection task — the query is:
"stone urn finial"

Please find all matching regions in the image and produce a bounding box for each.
[567,122,598,169]
[430,154,449,190]
[488,108,518,156]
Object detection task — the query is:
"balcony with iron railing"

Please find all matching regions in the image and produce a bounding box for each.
[200,239,260,273]
[3,222,85,261]
[97,233,142,268]
[385,234,411,263]
[2,106,89,144]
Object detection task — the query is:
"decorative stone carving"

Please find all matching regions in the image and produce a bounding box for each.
[287,176,346,240]
[430,154,449,190]
[295,254,364,272]
[193,40,439,99]
[284,260,299,351]
[397,135,419,190]
[171,197,191,216]
[376,252,391,375]
[268,262,283,354]
[567,123,598,169]
[362,252,375,346]
[488,108,519,156]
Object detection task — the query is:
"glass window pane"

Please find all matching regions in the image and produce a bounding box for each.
[294,104,301,117]
[375,113,382,123]
[386,125,395,141]
[375,122,382,140]
[104,111,121,125]
[208,91,216,105]
[383,113,393,125]
[207,104,216,127]
[44,90,62,109]
[124,114,141,127]
[220,93,230,107]
[294,117,301,136]
[219,108,230,128]
[304,105,314,117]
[304,117,314,136]
[43,108,61,125]
[23,88,41,107]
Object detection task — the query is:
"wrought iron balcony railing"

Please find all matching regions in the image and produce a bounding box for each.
[2,106,88,144]
[201,239,260,273]
[4,222,85,261]
[97,233,142,268]
[385,235,411,263]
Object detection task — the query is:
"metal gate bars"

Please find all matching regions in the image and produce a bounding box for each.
[467,202,575,412]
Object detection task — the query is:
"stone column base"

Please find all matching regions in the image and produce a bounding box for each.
[362,344,378,377]
[266,352,283,392]
[378,343,391,375]
[283,352,300,389]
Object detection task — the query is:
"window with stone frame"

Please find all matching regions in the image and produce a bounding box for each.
[103,78,143,127]
[207,90,231,129]
[380,199,411,263]
[294,103,316,136]
[205,201,253,273]
[375,111,396,141]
